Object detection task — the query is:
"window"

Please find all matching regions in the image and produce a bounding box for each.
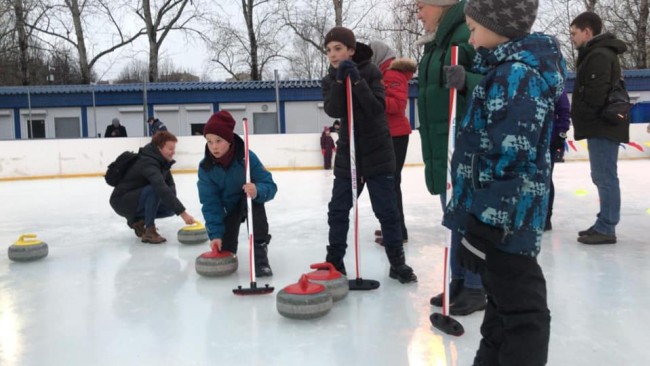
[28,119,46,139]
[54,117,81,138]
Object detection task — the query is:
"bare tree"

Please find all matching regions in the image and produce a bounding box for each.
[332,0,342,26]
[276,0,379,79]
[115,57,198,83]
[584,0,598,11]
[369,0,422,63]
[13,0,30,84]
[28,0,146,84]
[601,0,649,68]
[208,0,284,81]
[137,0,200,82]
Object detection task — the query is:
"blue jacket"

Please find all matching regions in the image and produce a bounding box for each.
[443,33,567,257]
[197,135,277,240]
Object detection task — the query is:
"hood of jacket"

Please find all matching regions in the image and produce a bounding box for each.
[369,40,397,67]
[577,32,627,64]
[473,32,567,101]
[140,143,175,169]
[352,42,373,66]
[389,58,417,75]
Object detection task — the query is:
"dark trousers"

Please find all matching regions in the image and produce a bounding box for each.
[328,174,402,258]
[392,135,409,239]
[136,185,175,227]
[546,158,555,224]
[324,151,333,169]
[474,250,550,366]
[221,196,270,254]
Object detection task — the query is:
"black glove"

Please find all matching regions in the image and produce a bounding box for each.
[459,215,503,273]
[444,65,466,91]
[336,60,360,83]
[550,131,567,152]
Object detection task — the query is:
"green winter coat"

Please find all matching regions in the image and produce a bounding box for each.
[417,0,482,195]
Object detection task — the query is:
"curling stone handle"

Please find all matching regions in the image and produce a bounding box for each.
[16,234,40,245]
[310,262,335,273]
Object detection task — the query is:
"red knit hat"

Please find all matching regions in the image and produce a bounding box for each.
[203,110,236,143]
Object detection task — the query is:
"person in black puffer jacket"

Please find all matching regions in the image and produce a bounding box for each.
[110,131,196,243]
[321,26,416,284]
[570,11,628,245]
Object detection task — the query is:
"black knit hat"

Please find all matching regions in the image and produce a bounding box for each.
[324,26,356,50]
[464,0,538,39]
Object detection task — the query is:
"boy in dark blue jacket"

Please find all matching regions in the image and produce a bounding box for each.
[321,26,416,283]
[197,111,277,277]
[443,0,566,364]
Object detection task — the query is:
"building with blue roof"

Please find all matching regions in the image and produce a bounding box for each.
[0,70,649,140]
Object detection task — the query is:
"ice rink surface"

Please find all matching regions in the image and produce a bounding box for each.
[1,160,649,366]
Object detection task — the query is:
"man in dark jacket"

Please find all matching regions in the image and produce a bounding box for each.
[147,116,168,136]
[110,131,195,243]
[321,26,416,283]
[570,11,628,245]
[105,118,127,138]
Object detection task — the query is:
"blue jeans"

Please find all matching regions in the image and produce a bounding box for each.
[136,185,175,227]
[328,174,403,258]
[587,138,620,235]
[440,194,483,289]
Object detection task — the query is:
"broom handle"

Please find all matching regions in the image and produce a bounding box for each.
[346,76,360,279]
[443,45,459,316]
[243,118,256,284]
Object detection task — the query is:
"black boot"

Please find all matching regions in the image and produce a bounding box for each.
[385,246,417,284]
[430,278,463,307]
[325,246,347,275]
[449,287,486,316]
[254,235,273,277]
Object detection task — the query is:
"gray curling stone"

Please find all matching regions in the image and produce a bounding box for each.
[305,262,349,302]
[195,243,238,277]
[178,221,209,245]
[276,274,333,320]
[8,234,49,262]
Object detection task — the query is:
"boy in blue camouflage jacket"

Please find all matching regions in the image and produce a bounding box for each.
[442,0,566,365]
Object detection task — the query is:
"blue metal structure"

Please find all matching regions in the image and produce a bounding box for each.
[1,70,649,139]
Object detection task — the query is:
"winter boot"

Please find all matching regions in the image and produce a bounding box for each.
[128,219,145,238]
[254,235,273,277]
[449,287,486,316]
[385,246,417,284]
[325,246,347,276]
[141,225,166,244]
[430,278,463,307]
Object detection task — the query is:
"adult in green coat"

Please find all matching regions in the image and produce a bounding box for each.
[416,0,485,316]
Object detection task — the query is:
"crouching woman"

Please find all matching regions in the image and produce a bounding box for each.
[110,131,195,243]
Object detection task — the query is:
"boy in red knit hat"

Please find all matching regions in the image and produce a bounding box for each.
[197,111,278,276]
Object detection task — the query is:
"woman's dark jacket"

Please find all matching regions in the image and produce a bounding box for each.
[110,143,185,222]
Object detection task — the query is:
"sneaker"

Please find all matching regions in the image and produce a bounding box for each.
[578,226,598,237]
[577,231,616,245]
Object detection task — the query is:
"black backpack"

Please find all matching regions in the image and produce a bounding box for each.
[105,151,139,186]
